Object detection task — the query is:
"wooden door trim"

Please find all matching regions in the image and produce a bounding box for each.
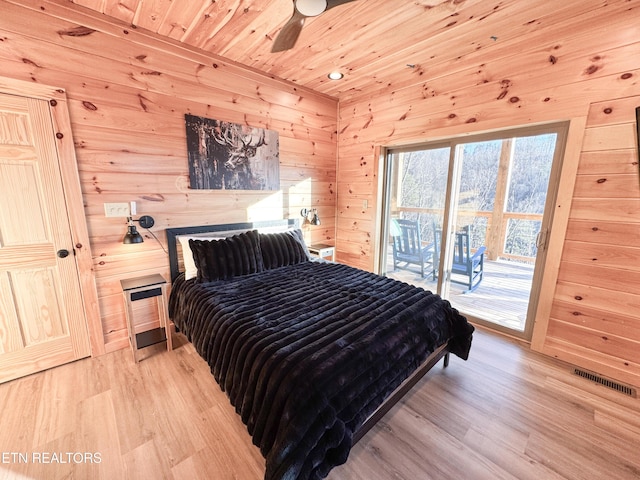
[0,76,105,356]
[530,116,587,351]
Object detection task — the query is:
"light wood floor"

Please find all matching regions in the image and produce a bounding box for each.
[1,329,639,480]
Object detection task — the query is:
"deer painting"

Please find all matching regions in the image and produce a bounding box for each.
[185,114,279,190]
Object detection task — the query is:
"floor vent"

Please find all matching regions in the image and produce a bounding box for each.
[573,368,637,397]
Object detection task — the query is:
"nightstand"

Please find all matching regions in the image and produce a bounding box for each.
[121,274,172,362]
[308,243,335,262]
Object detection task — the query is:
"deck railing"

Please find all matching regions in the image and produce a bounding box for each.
[394,207,542,263]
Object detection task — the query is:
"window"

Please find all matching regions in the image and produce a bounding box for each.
[382,123,568,338]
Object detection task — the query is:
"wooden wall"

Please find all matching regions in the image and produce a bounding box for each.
[0,0,337,354]
[541,95,640,387]
[336,1,640,386]
[1,0,638,388]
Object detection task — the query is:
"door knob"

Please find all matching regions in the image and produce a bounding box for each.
[57,249,70,258]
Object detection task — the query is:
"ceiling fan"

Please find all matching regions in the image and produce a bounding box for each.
[271,0,358,53]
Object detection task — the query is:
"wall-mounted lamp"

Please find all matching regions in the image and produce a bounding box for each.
[300,208,321,226]
[123,215,155,244]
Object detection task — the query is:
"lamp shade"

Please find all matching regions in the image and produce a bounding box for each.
[123,224,143,244]
[301,208,321,226]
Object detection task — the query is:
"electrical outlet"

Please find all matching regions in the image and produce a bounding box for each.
[104,202,130,217]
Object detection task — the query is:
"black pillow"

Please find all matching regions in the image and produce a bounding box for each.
[260,229,311,270]
[189,230,264,282]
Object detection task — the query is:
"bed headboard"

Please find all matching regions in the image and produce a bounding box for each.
[166,219,299,282]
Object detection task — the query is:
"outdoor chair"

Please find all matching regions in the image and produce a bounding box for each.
[435,225,486,292]
[391,219,436,278]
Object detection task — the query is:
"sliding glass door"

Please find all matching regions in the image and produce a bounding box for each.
[380,124,568,339]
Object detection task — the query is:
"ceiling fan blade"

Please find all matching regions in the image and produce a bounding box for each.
[326,0,357,10]
[271,9,306,53]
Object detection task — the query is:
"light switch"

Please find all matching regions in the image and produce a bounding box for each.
[104,202,130,217]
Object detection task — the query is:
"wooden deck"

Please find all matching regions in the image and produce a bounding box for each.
[386,256,534,332]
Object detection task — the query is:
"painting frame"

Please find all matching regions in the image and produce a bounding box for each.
[185,114,280,191]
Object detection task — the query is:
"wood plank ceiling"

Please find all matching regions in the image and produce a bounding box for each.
[67,0,585,100]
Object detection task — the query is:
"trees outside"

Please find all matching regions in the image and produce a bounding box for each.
[503,134,556,258]
[393,133,556,260]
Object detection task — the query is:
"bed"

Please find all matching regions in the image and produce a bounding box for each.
[166,220,474,480]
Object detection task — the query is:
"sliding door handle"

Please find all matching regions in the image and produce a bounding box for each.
[535,230,548,250]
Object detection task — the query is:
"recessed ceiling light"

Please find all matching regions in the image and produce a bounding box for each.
[328,72,344,80]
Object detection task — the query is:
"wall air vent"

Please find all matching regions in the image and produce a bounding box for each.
[573,368,637,397]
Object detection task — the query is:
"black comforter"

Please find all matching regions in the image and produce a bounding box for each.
[169,261,473,480]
